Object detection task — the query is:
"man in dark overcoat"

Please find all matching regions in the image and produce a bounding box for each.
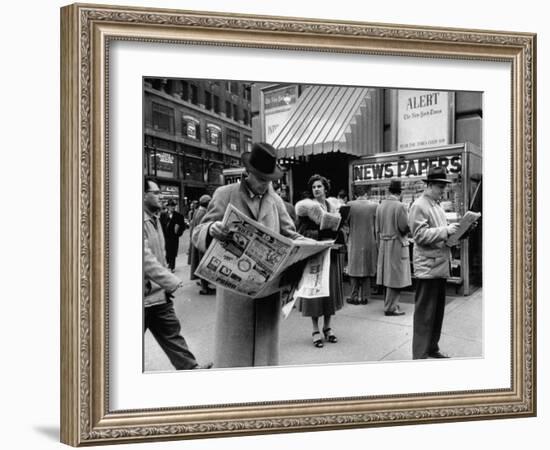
[376,179,412,316]
[160,199,187,272]
[192,143,301,368]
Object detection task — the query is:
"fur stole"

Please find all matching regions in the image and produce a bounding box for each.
[295,197,341,230]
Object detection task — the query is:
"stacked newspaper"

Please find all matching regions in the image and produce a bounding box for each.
[194,205,334,300]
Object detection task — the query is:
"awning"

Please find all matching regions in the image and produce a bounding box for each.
[270,85,373,158]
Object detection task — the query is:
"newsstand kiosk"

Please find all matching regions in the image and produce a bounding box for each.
[349,143,482,295]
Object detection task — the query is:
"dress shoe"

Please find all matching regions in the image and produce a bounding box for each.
[194,362,214,369]
[384,310,405,316]
[359,298,369,305]
[427,351,450,359]
[346,297,360,305]
[199,288,216,295]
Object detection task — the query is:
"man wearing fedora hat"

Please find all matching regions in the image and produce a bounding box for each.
[192,142,302,368]
[409,166,460,359]
[376,179,412,316]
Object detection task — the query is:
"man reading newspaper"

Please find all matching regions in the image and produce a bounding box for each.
[192,143,307,368]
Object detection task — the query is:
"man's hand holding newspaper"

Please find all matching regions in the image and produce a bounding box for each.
[195,205,334,300]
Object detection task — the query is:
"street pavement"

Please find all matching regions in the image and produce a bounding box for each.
[144,230,483,371]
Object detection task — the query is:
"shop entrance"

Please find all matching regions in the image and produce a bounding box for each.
[290,153,356,202]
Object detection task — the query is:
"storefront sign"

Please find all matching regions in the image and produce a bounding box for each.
[155,151,175,177]
[353,155,462,183]
[262,85,298,144]
[206,124,221,146]
[183,115,199,139]
[397,90,453,151]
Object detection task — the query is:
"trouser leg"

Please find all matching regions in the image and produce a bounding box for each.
[349,277,360,301]
[429,279,448,354]
[384,287,401,313]
[412,279,441,359]
[360,277,370,302]
[144,300,198,370]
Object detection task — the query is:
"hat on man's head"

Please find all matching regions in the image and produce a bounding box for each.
[199,194,211,206]
[424,166,452,184]
[166,199,177,207]
[388,179,402,194]
[241,142,285,181]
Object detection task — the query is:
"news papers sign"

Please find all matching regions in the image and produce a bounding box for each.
[397,90,454,151]
[352,154,462,183]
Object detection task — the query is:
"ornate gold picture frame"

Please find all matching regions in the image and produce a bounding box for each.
[60,3,536,446]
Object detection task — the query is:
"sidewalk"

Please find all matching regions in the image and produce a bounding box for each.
[145,231,483,371]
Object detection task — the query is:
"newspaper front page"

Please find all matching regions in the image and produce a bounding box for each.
[194,205,333,299]
[281,248,331,319]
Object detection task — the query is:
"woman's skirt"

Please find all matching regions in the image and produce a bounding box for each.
[299,249,344,317]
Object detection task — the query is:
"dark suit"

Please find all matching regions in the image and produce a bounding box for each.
[160,210,186,270]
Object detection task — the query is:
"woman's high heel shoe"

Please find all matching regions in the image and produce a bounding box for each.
[312,331,324,348]
[323,327,338,343]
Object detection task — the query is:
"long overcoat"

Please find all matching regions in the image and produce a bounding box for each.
[192,181,300,368]
[408,193,451,279]
[375,195,412,288]
[346,199,378,277]
[160,210,186,261]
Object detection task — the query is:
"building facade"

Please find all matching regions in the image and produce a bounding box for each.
[143,78,253,212]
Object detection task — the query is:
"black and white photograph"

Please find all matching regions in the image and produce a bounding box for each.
[142,78,483,371]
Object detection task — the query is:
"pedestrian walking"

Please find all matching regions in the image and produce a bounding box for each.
[160,199,186,272]
[143,178,212,370]
[345,186,378,305]
[192,142,301,368]
[376,179,412,316]
[409,167,459,359]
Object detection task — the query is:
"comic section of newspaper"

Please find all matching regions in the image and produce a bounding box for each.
[194,205,333,299]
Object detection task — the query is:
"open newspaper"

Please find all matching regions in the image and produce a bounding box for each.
[446,211,481,247]
[194,205,334,299]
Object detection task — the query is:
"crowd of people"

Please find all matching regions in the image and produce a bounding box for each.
[143,142,468,370]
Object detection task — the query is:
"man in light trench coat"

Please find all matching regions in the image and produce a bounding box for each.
[376,179,412,316]
[192,143,302,368]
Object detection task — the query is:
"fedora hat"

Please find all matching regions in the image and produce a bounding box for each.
[241,142,285,181]
[424,166,451,184]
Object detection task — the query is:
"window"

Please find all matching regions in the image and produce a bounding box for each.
[243,110,250,126]
[225,101,232,119]
[233,104,239,122]
[182,116,200,140]
[227,129,240,152]
[205,91,212,110]
[152,102,174,134]
[154,151,176,178]
[244,136,252,153]
[183,157,203,182]
[207,162,224,185]
[181,81,189,101]
[190,84,198,105]
[206,124,222,148]
[213,95,220,114]
[243,85,251,101]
